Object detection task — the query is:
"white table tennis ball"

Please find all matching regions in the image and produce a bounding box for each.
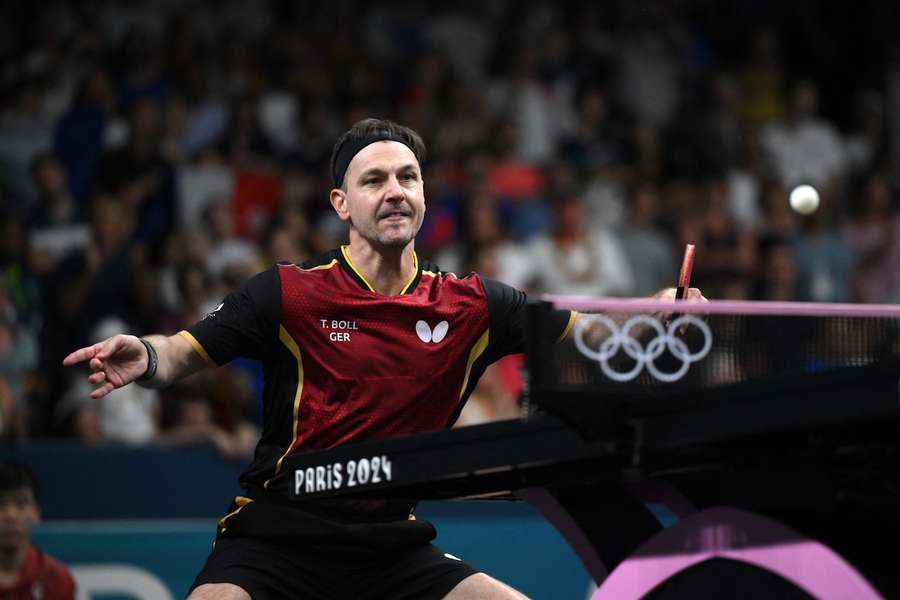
[789,184,820,215]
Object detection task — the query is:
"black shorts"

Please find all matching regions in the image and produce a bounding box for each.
[190,535,479,600]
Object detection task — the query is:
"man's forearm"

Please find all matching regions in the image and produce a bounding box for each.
[139,333,210,387]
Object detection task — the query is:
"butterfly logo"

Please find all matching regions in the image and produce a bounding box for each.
[204,302,224,320]
[415,320,449,343]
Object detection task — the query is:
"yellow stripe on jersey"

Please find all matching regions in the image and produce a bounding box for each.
[340,245,375,292]
[301,259,339,271]
[398,251,420,295]
[459,329,490,400]
[177,330,217,366]
[341,245,420,294]
[557,310,578,343]
[264,326,306,488]
[217,495,253,534]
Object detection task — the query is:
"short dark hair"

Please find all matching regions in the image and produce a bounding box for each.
[330,118,426,189]
[0,460,39,501]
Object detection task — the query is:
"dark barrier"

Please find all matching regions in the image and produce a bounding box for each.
[1,442,246,519]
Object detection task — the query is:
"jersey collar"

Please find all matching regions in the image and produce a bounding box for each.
[338,245,422,295]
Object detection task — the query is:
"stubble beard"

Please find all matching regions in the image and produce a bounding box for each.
[348,203,423,250]
[374,221,418,249]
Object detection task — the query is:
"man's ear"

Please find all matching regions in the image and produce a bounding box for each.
[330,188,350,222]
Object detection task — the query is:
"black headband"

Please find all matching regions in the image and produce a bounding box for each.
[332,131,418,189]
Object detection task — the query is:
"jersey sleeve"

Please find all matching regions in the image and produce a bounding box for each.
[182,267,281,365]
[480,277,575,362]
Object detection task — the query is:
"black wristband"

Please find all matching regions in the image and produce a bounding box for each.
[136,338,159,382]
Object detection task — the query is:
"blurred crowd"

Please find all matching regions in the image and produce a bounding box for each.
[0,1,897,447]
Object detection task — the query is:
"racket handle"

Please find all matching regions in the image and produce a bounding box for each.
[677,243,696,300]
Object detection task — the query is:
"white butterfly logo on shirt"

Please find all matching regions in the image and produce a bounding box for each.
[415,320,449,343]
[203,302,224,320]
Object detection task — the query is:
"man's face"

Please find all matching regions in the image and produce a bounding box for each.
[0,488,39,552]
[332,141,425,249]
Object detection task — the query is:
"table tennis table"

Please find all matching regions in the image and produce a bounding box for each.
[284,298,900,599]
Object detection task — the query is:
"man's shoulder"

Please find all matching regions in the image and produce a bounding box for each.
[418,259,486,291]
[273,250,343,280]
[296,249,343,271]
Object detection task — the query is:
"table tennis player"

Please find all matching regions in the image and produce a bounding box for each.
[64,118,704,600]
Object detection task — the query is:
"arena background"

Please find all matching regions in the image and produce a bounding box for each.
[1,0,898,598]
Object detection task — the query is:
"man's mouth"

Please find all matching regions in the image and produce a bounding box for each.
[379,210,411,221]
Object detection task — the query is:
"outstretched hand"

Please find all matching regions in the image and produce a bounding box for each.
[62,334,148,398]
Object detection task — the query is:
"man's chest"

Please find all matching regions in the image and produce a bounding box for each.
[280,287,489,377]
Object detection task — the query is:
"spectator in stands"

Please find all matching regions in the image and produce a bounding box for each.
[0,460,75,599]
[26,154,89,277]
[705,72,745,170]
[738,28,786,127]
[0,212,41,331]
[160,262,222,334]
[53,393,104,446]
[201,200,261,284]
[0,307,37,441]
[760,180,799,240]
[844,90,889,177]
[761,80,846,192]
[503,186,635,297]
[725,126,766,232]
[618,180,677,296]
[157,395,256,460]
[0,81,55,207]
[756,236,798,301]
[262,218,308,266]
[616,7,685,129]
[693,177,758,291]
[844,172,900,303]
[53,69,123,210]
[793,193,855,303]
[53,195,142,346]
[96,97,177,254]
[561,83,629,177]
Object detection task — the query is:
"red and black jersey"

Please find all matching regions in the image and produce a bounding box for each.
[184,247,574,498]
[0,546,76,600]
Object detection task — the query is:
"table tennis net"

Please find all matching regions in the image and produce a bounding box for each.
[525,298,900,416]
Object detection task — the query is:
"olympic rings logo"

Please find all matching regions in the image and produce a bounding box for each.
[573,314,713,383]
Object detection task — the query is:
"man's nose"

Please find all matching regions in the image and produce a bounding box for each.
[383,175,405,201]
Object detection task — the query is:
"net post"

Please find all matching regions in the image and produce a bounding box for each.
[523,299,552,419]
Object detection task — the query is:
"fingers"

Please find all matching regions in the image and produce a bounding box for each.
[651,287,708,303]
[87,353,114,397]
[684,287,708,302]
[96,334,130,360]
[64,335,138,398]
[653,287,677,301]
[90,381,116,399]
[62,342,104,366]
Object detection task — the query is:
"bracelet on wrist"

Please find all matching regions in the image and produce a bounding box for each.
[136,338,159,382]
